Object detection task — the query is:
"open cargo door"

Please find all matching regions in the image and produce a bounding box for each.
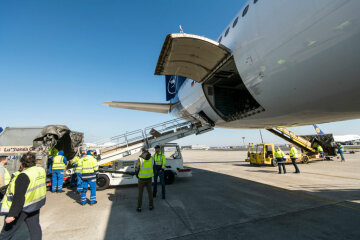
[154,33,231,83]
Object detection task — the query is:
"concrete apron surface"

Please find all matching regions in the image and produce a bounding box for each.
[1,150,359,240]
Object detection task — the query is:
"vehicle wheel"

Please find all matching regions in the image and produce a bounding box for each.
[164,171,175,185]
[271,158,278,167]
[302,156,309,164]
[96,174,110,190]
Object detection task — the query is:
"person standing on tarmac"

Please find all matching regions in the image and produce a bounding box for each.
[0,152,46,240]
[289,144,300,173]
[337,143,345,161]
[51,150,67,193]
[0,156,11,187]
[275,147,286,174]
[75,152,85,193]
[79,151,99,205]
[152,145,166,199]
[135,148,154,212]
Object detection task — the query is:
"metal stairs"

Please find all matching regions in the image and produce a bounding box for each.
[94,118,213,166]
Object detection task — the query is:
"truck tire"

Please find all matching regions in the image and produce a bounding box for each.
[164,171,175,185]
[96,174,110,190]
[302,156,309,164]
[271,158,278,167]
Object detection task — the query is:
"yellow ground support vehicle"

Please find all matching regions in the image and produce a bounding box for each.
[246,143,308,166]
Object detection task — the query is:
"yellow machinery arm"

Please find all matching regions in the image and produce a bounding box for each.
[266,128,317,153]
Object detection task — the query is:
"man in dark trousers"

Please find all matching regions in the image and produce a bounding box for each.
[152,145,167,199]
[135,148,155,212]
[0,152,47,240]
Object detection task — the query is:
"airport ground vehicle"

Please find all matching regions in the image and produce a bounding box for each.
[96,143,191,190]
[246,143,308,166]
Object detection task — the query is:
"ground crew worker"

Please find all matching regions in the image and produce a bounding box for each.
[337,143,345,161]
[79,151,99,205]
[135,148,154,212]
[69,153,81,190]
[0,156,11,187]
[75,153,84,193]
[47,147,58,174]
[317,145,324,158]
[152,145,166,199]
[51,150,67,193]
[275,147,286,174]
[0,152,46,239]
[289,144,300,173]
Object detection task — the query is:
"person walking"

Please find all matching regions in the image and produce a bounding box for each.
[337,143,345,161]
[275,147,286,174]
[152,145,166,199]
[79,151,99,205]
[51,150,67,193]
[289,144,300,173]
[135,148,154,212]
[0,156,10,187]
[0,152,46,240]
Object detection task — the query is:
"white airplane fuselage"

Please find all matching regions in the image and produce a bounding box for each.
[171,0,360,128]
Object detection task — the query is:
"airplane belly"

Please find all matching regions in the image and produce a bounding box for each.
[224,0,360,128]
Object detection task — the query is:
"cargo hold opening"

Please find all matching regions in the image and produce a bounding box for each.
[203,56,264,122]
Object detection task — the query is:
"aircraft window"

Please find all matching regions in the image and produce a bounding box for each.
[232,17,239,28]
[218,36,222,43]
[242,5,249,17]
[254,0,258,4]
[225,27,230,37]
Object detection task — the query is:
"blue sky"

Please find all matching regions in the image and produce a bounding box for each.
[1,0,359,146]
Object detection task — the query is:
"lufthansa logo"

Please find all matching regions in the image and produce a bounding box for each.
[167,76,177,95]
[316,128,320,133]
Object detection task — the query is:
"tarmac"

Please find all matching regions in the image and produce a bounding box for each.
[1,150,360,240]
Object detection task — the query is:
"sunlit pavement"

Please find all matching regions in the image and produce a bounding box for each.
[1,151,360,239]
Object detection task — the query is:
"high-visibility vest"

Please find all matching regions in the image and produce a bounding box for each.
[290,147,297,158]
[48,148,58,157]
[80,156,98,180]
[275,150,285,158]
[338,145,344,152]
[75,157,83,174]
[0,165,11,187]
[153,153,166,168]
[1,166,46,215]
[317,146,323,152]
[52,155,66,170]
[138,157,154,179]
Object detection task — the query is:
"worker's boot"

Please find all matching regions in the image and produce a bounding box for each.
[136,208,141,212]
[90,201,97,206]
[162,195,165,200]
[149,205,154,211]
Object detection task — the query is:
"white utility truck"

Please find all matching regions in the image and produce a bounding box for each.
[96,143,191,190]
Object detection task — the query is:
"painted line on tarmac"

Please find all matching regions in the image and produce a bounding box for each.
[302,172,360,181]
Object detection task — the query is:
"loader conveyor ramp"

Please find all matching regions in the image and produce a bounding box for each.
[95,118,213,166]
[266,128,317,153]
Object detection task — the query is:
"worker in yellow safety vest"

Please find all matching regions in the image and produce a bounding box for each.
[0,155,11,187]
[289,144,300,173]
[79,151,99,205]
[51,150,67,193]
[0,152,46,239]
[135,148,154,212]
[275,147,286,174]
[337,143,345,161]
[317,145,324,158]
[152,145,167,199]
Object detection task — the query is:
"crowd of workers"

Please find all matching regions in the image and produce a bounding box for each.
[0,144,168,239]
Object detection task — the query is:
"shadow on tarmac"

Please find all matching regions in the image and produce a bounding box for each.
[103,167,360,240]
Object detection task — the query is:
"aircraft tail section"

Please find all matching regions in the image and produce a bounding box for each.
[313,124,325,135]
[166,75,186,101]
